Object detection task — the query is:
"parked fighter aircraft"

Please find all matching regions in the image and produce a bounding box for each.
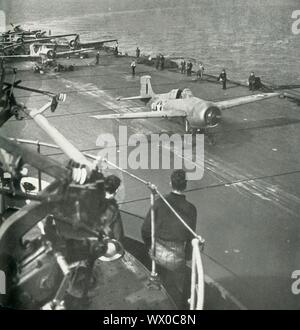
[0,39,53,56]
[0,34,79,53]
[0,24,45,39]
[0,42,94,61]
[91,75,280,132]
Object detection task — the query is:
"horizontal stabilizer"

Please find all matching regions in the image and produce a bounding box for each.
[91,109,186,120]
[216,92,280,110]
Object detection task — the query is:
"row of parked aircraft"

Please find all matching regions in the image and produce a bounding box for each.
[0,25,292,133]
[0,24,117,62]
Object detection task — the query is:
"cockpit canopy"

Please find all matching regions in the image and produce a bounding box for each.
[181,88,193,99]
[168,88,193,100]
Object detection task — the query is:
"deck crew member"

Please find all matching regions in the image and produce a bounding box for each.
[136,47,140,58]
[248,71,256,91]
[180,60,186,74]
[187,61,193,76]
[95,51,100,65]
[114,41,119,56]
[155,55,160,70]
[160,55,165,70]
[100,175,124,242]
[197,62,204,80]
[218,69,227,90]
[130,59,136,76]
[141,169,197,308]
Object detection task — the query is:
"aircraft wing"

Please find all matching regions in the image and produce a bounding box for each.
[215,92,280,110]
[22,38,53,44]
[45,33,78,39]
[80,39,118,47]
[0,54,40,60]
[117,95,152,101]
[56,48,94,57]
[91,109,186,120]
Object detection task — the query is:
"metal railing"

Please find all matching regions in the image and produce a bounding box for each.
[190,238,205,310]
[2,138,206,310]
[8,138,60,192]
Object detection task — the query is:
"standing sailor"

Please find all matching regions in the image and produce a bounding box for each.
[248,72,256,91]
[197,62,204,80]
[218,69,227,90]
[95,51,100,65]
[180,60,186,74]
[131,59,136,76]
[160,55,165,70]
[114,41,119,56]
[141,170,197,308]
[136,47,140,58]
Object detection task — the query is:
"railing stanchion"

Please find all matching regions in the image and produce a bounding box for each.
[150,186,157,277]
[147,183,160,289]
[37,141,42,192]
[190,239,197,310]
[0,172,5,225]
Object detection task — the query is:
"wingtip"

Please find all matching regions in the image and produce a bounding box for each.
[90,115,112,120]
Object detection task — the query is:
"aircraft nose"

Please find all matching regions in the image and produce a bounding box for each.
[204,106,222,127]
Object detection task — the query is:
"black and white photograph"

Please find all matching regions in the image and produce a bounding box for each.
[0,0,299,312]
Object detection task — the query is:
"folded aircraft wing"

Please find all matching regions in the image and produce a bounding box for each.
[0,54,40,60]
[46,33,78,39]
[80,39,118,47]
[215,92,280,110]
[56,47,94,57]
[91,109,186,120]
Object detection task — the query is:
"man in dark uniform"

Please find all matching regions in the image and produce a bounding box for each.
[95,51,100,65]
[136,47,140,58]
[218,69,227,90]
[98,175,124,242]
[180,60,186,74]
[155,55,160,70]
[248,72,256,91]
[141,169,197,308]
[160,55,165,70]
[114,42,119,56]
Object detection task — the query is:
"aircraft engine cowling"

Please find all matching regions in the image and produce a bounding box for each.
[189,101,222,129]
[47,49,56,59]
[69,39,76,48]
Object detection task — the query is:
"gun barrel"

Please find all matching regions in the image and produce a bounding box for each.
[29,111,93,172]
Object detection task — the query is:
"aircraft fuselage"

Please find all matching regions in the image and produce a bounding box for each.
[148,92,222,129]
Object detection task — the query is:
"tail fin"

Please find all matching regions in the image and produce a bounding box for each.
[140,75,155,98]
[116,75,155,101]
